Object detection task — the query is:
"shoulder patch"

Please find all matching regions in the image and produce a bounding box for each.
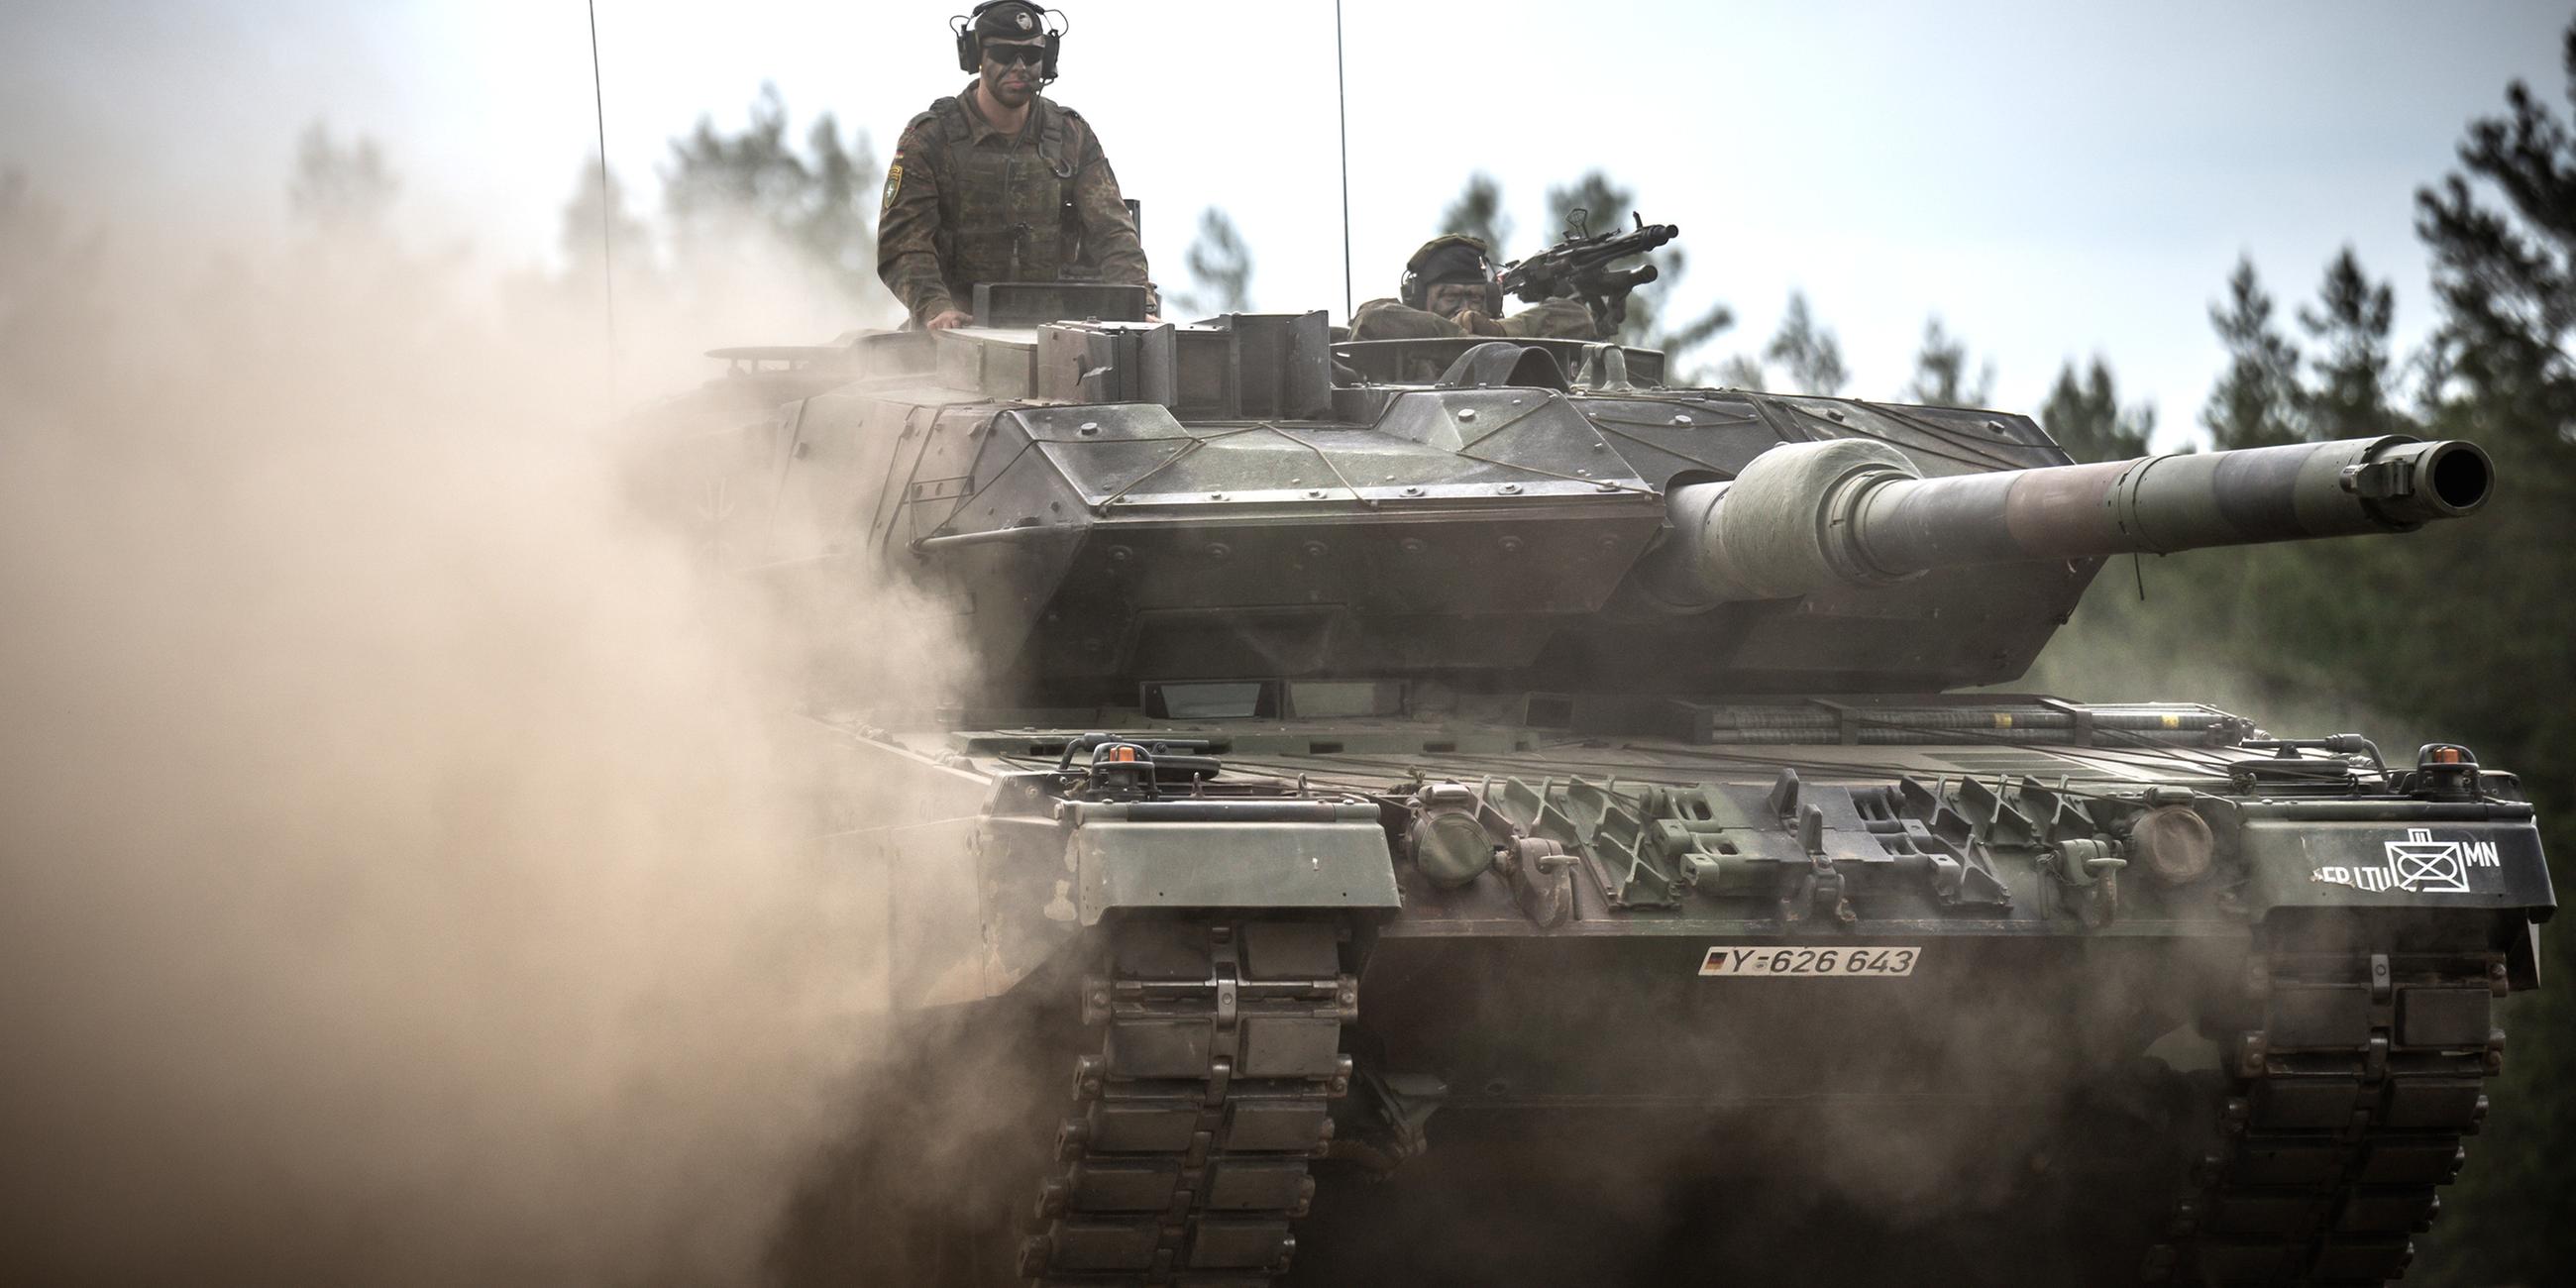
[881,161,904,214]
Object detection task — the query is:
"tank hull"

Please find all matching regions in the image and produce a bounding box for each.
[769,700,2546,1288]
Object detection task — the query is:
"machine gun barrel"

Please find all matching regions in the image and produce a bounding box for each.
[1498,216,1678,303]
[1638,435,2494,610]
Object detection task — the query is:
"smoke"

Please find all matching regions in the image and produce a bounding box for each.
[1289,933,2225,1286]
[2020,551,2427,752]
[0,181,937,1286]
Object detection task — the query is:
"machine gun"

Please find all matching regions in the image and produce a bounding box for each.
[1496,209,1679,335]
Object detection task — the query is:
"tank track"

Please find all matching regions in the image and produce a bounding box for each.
[1020,917,1359,1287]
[2145,939,2507,1286]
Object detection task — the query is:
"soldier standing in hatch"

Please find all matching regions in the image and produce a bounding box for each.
[878,1,1156,331]
[1349,235,1600,341]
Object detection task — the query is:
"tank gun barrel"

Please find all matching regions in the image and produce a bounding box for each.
[1640,435,2493,611]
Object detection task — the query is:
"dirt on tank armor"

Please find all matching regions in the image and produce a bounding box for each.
[656,278,2548,1286]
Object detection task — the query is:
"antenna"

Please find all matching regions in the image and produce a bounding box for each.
[587,0,619,403]
[1333,0,1353,322]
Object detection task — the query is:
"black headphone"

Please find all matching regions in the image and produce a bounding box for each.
[1399,235,1506,313]
[953,2,1066,80]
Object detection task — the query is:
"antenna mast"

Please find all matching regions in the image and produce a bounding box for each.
[1333,0,1353,321]
[587,0,618,401]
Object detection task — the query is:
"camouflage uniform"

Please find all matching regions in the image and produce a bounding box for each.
[877,83,1155,327]
[1350,233,1602,342]
[1348,296,1601,342]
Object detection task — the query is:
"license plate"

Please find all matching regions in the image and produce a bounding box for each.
[1698,945,1921,977]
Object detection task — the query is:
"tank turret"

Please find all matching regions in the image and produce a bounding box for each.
[715,327,2495,700]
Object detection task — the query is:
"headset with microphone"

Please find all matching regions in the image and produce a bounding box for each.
[952,2,1068,82]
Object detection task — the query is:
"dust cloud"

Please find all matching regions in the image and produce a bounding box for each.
[0,185,943,1286]
[2018,555,2425,754]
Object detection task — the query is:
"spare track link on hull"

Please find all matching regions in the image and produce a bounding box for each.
[1021,917,1358,1287]
[2146,942,2506,1286]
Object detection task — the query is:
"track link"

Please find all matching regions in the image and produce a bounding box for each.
[1020,917,1358,1287]
[2146,942,2507,1286]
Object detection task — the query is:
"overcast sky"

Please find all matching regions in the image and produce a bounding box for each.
[3,1,2564,443]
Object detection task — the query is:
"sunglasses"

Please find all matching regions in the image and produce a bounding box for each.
[984,43,1046,67]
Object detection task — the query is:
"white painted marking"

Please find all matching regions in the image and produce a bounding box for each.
[2311,828,2505,896]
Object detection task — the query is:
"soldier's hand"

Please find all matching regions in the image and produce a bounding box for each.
[1449,309,1507,337]
[926,308,972,331]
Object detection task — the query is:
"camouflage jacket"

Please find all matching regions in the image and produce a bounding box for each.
[1347,296,1600,342]
[877,84,1155,326]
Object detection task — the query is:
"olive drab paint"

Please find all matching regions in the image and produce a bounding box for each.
[876,85,1153,327]
[641,271,2549,1284]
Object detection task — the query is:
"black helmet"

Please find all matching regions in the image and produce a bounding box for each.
[953,3,1063,78]
[1399,234,1505,313]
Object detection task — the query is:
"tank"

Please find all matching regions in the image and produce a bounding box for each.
[659,283,2552,1287]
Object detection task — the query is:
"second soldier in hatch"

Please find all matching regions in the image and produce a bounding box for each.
[1349,235,1600,341]
[878,1,1155,331]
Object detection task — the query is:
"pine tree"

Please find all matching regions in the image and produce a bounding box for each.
[557,155,651,291]
[2037,358,2156,462]
[664,86,808,224]
[2415,29,2576,433]
[1904,316,1995,406]
[1173,208,1253,317]
[792,113,881,303]
[1715,354,1768,391]
[2297,247,2402,437]
[2200,258,2306,449]
[288,121,398,234]
[1439,172,1512,260]
[662,85,885,308]
[1763,291,1847,395]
